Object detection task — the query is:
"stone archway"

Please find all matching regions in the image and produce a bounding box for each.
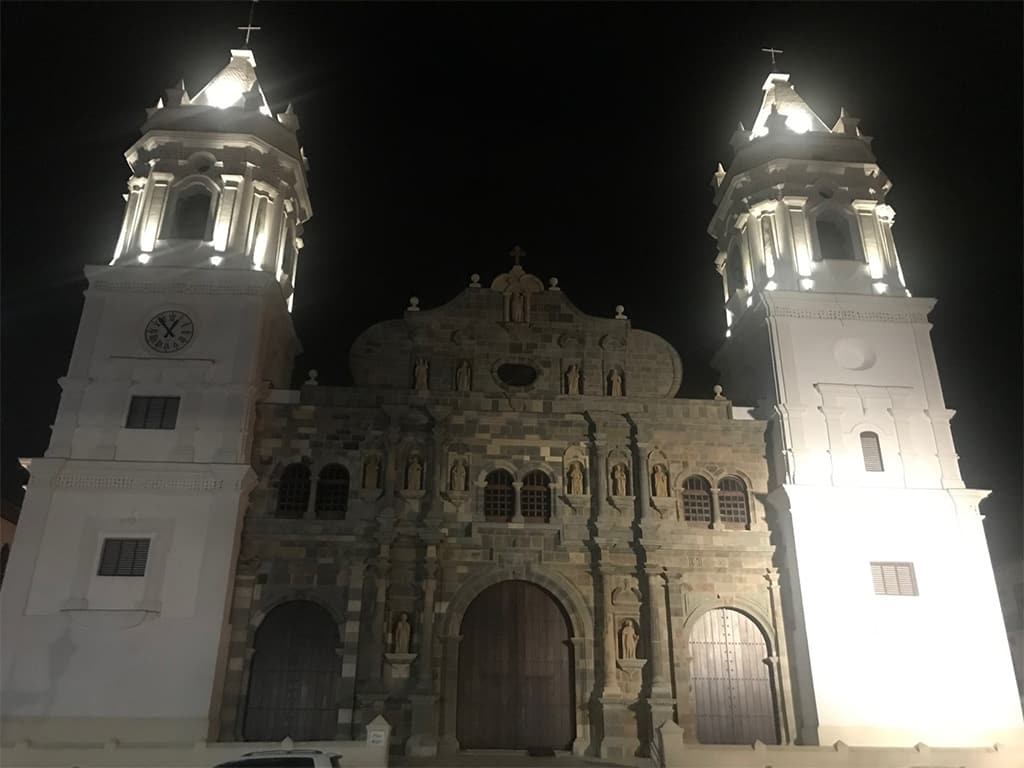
[456,580,574,750]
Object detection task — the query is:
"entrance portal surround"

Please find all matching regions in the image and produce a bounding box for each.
[437,565,596,756]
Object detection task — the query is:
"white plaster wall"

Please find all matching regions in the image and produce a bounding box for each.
[0,460,251,728]
[784,484,1023,746]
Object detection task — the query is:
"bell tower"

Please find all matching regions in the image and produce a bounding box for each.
[0,49,310,745]
[710,72,1023,747]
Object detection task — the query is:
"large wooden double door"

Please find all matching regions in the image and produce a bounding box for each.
[457,580,575,750]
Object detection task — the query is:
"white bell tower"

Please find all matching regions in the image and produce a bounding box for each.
[710,72,1023,747]
[0,49,310,745]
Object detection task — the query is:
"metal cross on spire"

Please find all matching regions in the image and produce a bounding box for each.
[761,47,784,71]
[238,0,261,47]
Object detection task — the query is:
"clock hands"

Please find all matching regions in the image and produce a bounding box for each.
[158,314,182,339]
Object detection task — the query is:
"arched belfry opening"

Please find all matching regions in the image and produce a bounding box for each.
[243,601,340,741]
[456,580,575,750]
[688,608,779,745]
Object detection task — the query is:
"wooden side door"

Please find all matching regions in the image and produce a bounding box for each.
[689,608,778,745]
[243,601,340,741]
[457,580,574,750]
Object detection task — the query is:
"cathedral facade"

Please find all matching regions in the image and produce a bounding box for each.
[1,46,1021,767]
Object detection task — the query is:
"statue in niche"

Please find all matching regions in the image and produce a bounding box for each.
[609,368,623,397]
[612,463,628,497]
[406,455,423,490]
[392,612,411,654]
[363,454,380,489]
[450,460,467,492]
[510,292,525,323]
[620,619,639,660]
[566,364,580,395]
[455,360,471,392]
[652,465,669,498]
[414,357,429,390]
[761,216,777,264]
[567,462,584,496]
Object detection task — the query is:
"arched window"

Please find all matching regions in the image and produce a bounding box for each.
[814,209,857,261]
[717,476,749,525]
[726,240,745,294]
[244,601,340,741]
[520,470,551,523]
[276,463,311,518]
[315,464,350,519]
[682,476,712,523]
[163,184,213,240]
[484,469,514,521]
[860,431,884,472]
[689,608,779,745]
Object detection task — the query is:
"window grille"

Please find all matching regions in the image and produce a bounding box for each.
[484,470,514,521]
[97,538,150,577]
[870,562,918,596]
[315,464,350,520]
[860,431,884,472]
[126,396,180,430]
[717,476,749,524]
[276,464,311,518]
[520,470,551,522]
[682,475,712,523]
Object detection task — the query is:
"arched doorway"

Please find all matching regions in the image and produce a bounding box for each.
[457,580,574,750]
[689,608,778,745]
[243,601,340,741]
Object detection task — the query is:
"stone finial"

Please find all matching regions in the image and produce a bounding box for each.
[305,369,319,386]
[713,384,726,401]
[712,161,727,189]
[407,296,420,311]
[548,277,560,291]
[614,305,627,320]
[765,102,788,134]
[469,273,481,288]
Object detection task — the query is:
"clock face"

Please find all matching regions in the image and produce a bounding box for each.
[144,310,195,353]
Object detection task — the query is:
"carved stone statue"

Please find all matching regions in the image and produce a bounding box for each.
[609,368,623,397]
[621,619,638,660]
[393,612,411,654]
[652,464,669,498]
[510,292,525,323]
[455,360,471,392]
[414,357,429,390]
[567,462,584,496]
[363,454,380,489]
[566,364,580,395]
[406,456,423,491]
[450,460,467,492]
[612,463,628,497]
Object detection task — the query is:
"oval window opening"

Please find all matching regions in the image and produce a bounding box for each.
[497,363,538,387]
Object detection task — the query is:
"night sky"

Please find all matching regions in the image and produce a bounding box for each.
[2,2,1021,563]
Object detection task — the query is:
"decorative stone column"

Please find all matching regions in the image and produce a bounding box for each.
[765,568,797,744]
[709,487,721,528]
[338,563,366,738]
[438,633,463,755]
[645,568,676,736]
[407,546,439,756]
[511,480,524,522]
[591,434,608,507]
[598,565,622,698]
[635,441,653,521]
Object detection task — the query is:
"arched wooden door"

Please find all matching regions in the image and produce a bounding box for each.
[243,601,340,741]
[689,608,778,745]
[457,580,574,750]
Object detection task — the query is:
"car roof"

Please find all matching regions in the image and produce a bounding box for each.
[239,749,333,756]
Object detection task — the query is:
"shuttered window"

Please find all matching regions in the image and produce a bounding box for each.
[520,470,551,522]
[870,561,918,596]
[717,476,750,524]
[682,475,712,523]
[314,464,349,520]
[97,538,150,577]
[276,463,311,518]
[860,431,884,472]
[484,470,514,521]
[126,396,180,429]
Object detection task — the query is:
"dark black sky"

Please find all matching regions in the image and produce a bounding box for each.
[2,2,1021,562]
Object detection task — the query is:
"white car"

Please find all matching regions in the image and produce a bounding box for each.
[213,748,343,767]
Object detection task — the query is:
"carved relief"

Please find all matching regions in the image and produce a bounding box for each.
[413,357,429,391]
[362,454,382,490]
[566,461,585,496]
[620,619,639,660]
[449,459,467,492]
[652,464,670,498]
[405,455,423,491]
[455,360,472,391]
[611,463,630,497]
[608,368,624,397]
[565,364,582,395]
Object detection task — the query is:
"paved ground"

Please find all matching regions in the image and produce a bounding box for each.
[392,753,636,768]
